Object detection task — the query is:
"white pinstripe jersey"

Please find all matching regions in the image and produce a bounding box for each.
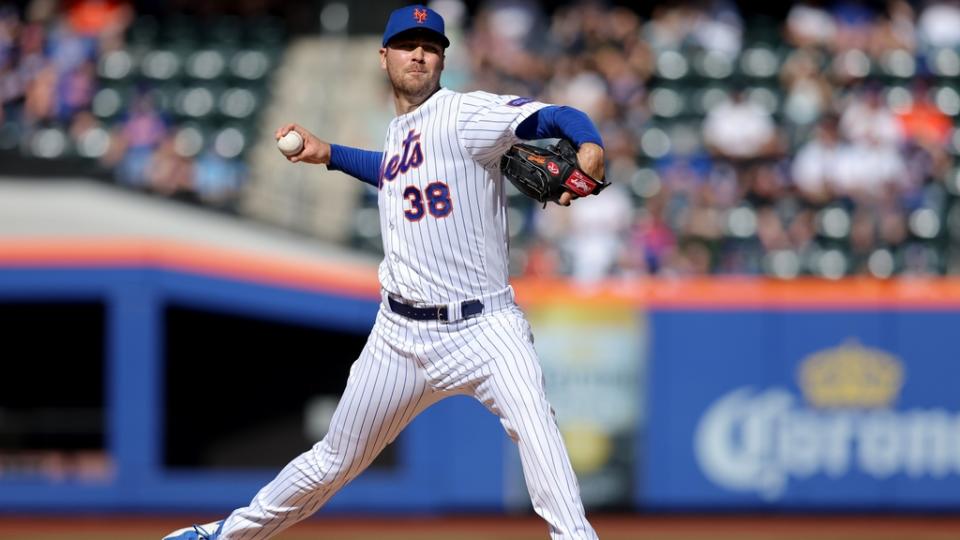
[377,88,547,304]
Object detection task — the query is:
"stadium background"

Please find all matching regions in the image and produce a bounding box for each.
[2,0,960,538]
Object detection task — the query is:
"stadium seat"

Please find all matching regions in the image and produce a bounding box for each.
[186,50,228,81]
[625,166,661,204]
[91,86,129,120]
[816,206,852,241]
[219,87,259,120]
[654,49,691,83]
[726,204,758,239]
[930,48,960,79]
[739,45,780,80]
[98,49,134,81]
[29,127,71,159]
[908,207,943,241]
[765,248,803,279]
[933,85,960,117]
[746,85,781,115]
[648,86,687,119]
[946,166,960,195]
[878,49,917,82]
[140,49,181,81]
[174,85,220,120]
[946,199,960,239]
[692,49,735,80]
[172,123,206,158]
[809,245,851,279]
[230,49,272,81]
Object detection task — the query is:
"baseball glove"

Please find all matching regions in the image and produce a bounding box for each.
[500,139,608,207]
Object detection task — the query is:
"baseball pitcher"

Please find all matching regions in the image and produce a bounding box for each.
[164,5,606,540]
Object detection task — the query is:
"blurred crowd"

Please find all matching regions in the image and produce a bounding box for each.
[463,0,960,280]
[1,1,130,164]
[0,0,283,207]
[4,0,960,279]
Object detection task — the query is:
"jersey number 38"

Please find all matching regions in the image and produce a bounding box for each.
[404,181,453,221]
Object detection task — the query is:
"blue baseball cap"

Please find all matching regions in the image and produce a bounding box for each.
[382,4,449,48]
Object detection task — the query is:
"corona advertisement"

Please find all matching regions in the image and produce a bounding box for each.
[642,308,960,509]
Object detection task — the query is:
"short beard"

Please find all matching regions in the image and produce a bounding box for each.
[389,67,440,104]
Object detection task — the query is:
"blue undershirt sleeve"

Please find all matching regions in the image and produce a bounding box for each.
[514,105,604,148]
[328,144,383,187]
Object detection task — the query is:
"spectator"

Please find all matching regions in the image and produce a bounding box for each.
[65,0,132,40]
[546,66,609,122]
[848,207,878,272]
[145,134,192,196]
[839,84,902,146]
[623,199,677,276]
[792,116,843,204]
[0,6,17,65]
[522,237,561,277]
[868,0,915,56]
[24,64,57,123]
[785,2,837,48]
[896,81,952,148]
[702,87,780,162]
[4,0,960,277]
[830,0,877,52]
[54,59,95,122]
[680,182,724,244]
[755,206,791,253]
[667,239,713,275]
[644,5,695,52]
[917,0,960,49]
[832,133,908,200]
[546,179,634,283]
[780,47,833,127]
[15,22,46,102]
[108,92,167,187]
[743,162,789,209]
[194,147,247,206]
[690,0,743,57]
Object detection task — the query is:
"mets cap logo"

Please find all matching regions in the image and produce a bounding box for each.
[413,7,428,23]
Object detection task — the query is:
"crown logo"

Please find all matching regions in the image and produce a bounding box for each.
[413,8,428,23]
[797,340,903,409]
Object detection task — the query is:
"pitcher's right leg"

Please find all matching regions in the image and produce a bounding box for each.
[215,318,440,540]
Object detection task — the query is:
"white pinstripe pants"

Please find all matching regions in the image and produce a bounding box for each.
[218,301,598,540]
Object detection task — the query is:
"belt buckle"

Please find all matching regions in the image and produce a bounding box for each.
[437,305,447,322]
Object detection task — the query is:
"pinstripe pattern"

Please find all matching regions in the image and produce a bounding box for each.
[220,307,442,540]
[220,304,596,540]
[379,89,547,304]
[214,87,597,540]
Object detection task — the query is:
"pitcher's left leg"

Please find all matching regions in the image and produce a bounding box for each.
[469,311,598,540]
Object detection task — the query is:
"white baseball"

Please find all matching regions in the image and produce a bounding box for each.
[277,131,303,156]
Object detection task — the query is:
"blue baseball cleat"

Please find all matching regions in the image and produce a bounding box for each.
[162,520,223,540]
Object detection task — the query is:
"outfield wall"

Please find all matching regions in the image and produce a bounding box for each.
[2,239,959,512]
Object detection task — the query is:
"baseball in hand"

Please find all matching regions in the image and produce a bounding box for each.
[277,131,303,156]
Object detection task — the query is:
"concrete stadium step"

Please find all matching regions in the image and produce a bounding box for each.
[243,36,389,243]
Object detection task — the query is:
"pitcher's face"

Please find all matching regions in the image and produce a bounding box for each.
[381,33,445,101]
